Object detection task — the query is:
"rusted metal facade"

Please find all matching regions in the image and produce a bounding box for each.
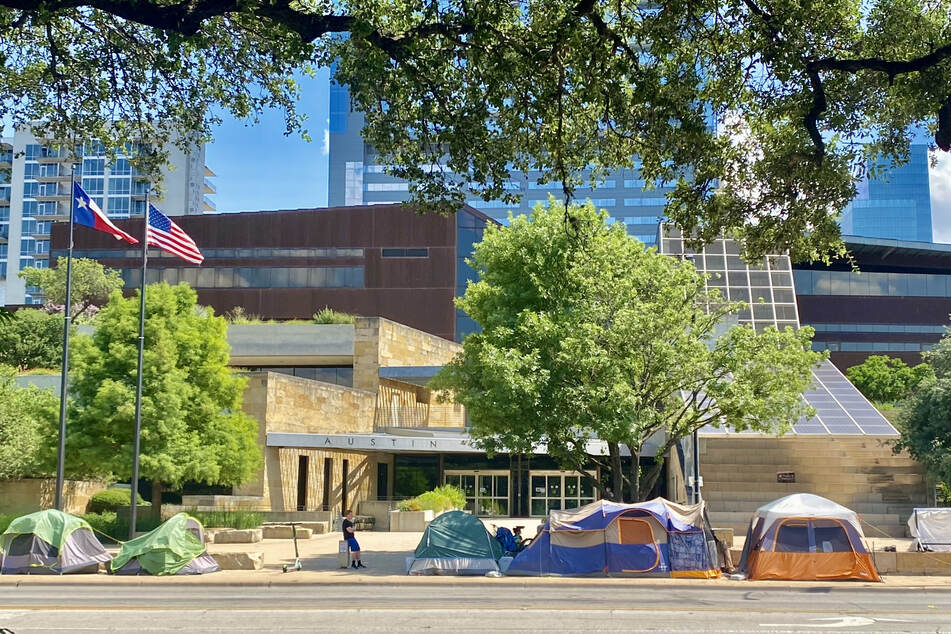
[50,204,494,341]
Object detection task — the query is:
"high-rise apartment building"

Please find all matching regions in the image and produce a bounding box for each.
[0,128,215,305]
[841,143,933,242]
[328,81,670,247]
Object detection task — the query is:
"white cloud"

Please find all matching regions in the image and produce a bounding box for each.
[321,127,330,156]
[930,151,951,243]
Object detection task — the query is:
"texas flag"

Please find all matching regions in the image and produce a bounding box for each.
[73,181,138,244]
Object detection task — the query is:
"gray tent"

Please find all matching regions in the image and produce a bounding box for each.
[0,510,111,575]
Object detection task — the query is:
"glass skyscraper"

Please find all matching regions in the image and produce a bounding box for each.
[328,80,669,247]
[841,143,932,242]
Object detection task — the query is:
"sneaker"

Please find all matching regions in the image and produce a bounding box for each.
[357,562,366,568]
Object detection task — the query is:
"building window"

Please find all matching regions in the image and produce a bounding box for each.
[109,177,131,195]
[624,197,667,207]
[83,158,105,176]
[381,248,429,258]
[127,266,365,289]
[345,161,364,206]
[82,177,104,195]
[108,196,131,216]
[365,182,409,192]
[110,158,132,175]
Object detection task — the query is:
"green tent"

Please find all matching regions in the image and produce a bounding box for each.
[409,511,503,575]
[109,513,219,576]
[1,509,111,574]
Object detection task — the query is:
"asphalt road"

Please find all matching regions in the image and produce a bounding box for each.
[1,583,950,632]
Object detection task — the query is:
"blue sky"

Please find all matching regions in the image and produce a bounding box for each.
[205,67,331,213]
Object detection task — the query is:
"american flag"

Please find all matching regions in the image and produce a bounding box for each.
[146,205,204,264]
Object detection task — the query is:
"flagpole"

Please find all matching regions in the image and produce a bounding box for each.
[129,187,149,539]
[54,154,77,511]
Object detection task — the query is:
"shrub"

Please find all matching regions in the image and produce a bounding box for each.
[0,513,17,534]
[88,488,149,513]
[312,307,356,324]
[188,509,263,530]
[82,511,162,543]
[396,485,466,512]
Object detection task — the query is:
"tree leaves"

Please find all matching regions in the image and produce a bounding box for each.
[61,282,261,487]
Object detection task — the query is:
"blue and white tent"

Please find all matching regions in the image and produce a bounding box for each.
[507,498,720,577]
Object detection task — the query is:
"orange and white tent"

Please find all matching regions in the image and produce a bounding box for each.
[737,494,880,582]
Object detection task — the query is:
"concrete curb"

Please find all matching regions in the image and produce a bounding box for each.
[1,575,949,590]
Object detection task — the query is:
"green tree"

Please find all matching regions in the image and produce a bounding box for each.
[19,259,125,323]
[5,0,951,258]
[61,283,261,518]
[0,366,57,479]
[846,355,935,403]
[431,202,823,501]
[0,309,63,371]
[895,330,951,490]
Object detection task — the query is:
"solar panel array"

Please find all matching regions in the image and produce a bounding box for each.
[700,360,899,436]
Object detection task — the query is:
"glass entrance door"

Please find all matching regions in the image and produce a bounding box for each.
[444,470,510,517]
[529,471,596,516]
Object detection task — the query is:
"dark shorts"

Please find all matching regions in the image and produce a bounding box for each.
[346,536,360,552]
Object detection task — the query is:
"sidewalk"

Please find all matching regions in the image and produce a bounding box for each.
[1,528,950,588]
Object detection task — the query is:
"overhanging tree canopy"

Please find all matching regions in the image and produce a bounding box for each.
[4,0,951,258]
[431,202,823,501]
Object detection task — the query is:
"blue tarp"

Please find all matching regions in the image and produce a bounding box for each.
[507,498,718,577]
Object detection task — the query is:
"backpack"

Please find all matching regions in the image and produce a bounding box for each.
[495,526,517,553]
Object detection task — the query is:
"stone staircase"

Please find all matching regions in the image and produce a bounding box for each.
[700,436,929,538]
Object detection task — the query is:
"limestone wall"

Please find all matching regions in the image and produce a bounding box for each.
[235,372,379,512]
[0,479,108,515]
[264,372,376,435]
[263,448,378,514]
[701,436,930,536]
[353,317,461,392]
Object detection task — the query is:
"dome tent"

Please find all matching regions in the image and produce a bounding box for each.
[408,510,504,575]
[0,509,111,575]
[737,493,880,581]
[506,498,720,577]
[110,513,219,575]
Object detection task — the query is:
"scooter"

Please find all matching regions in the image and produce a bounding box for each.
[281,522,303,573]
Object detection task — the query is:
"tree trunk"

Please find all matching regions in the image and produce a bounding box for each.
[608,442,623,502]
[630,445,641,502]
[638,458,666,501]
[150,480,163,521]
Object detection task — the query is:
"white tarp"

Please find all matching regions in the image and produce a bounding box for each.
[752,493,864,538]
[907,508,951,552]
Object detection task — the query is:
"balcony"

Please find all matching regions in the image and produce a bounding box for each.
[34,191,70,202]
[37,207,70,221]
[203,179,216,195]
[35,172,74,183]
[36,153,71,164]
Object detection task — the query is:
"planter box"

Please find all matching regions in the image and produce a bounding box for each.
[388,509,434,532]
[213,528,263,544]
[262,525,313,539]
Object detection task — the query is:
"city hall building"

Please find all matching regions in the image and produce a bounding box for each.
[47,209,930,535]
